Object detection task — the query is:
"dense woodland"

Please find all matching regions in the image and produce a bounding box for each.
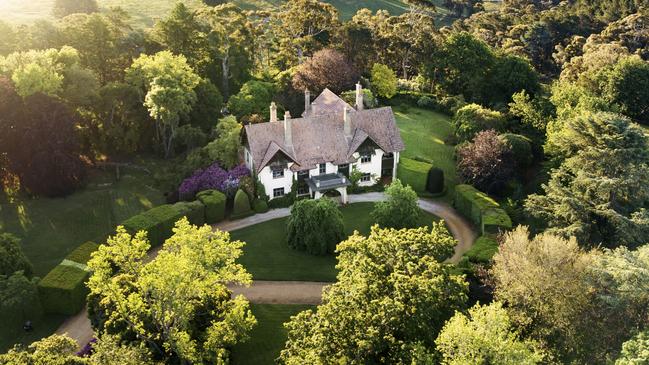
[0,0,649,364]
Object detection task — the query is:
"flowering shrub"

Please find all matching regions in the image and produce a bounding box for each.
[178,162,250,200]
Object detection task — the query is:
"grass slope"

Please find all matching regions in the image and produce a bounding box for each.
[392,105,457,199]
[231,304,314,365]
[0,0,460,26]
[230,202,439,282]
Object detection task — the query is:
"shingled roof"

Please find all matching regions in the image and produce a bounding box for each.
[243,90,405,174]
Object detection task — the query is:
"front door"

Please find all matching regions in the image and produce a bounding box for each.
[338,164,350,177]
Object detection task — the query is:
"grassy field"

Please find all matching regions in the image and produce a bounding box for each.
[230,202,439,282]
[231,304,315,365]
[393,105,457,199]
[0,0,458,27]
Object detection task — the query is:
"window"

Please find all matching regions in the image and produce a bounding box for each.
[297,186,310,195]
[319,163,326,174]
[298,170,309,177]
[360,154,371,164]
[360,173,371,182]
[272,169,284,179]
[273,188,285,197]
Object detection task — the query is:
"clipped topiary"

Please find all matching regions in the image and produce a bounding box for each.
[426,167,445,194]
[173,200,206,226]
[196,190,227,224]
[65,241,100,265]
[121,205,184,247]
[253,199,269,214]
[231,189,253,220]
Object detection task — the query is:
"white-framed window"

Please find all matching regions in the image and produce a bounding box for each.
[272,169,284,179]
[319,163,326,174]
[273,188,285,197]
[360,173,371,182]
[360,154,372,164]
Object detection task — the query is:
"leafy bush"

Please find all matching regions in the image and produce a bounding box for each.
[454,184,512,235]
[268,195,294,209]
[371,63,397,99]
[417,95,436,109]
[499,133,533,168]
[253,199,269,213]
[173,200,205,226]
[341,89,378,109]
[464,236,499,264]
[65,241,100,265]
[38,264,89,315]
[0,272,42,329]
[122,204,186,247]
[371,180,421,229]
[196,190,227,224]
[453,104,506,142]
[457,130,515,194]
[439,95,467,114]
[287,198,345,255]
[231,189,253,220]
[0,233,33,277]
[226,80,277,121]
[426,167,445,194]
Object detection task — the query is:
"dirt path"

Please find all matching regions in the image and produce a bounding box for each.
[55,193,476,347]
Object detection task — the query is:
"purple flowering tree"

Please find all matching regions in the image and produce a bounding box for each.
[178,162,250,200]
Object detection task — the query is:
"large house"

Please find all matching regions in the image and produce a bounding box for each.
[242,84,405,203]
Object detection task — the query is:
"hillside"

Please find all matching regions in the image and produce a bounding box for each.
[0,0,463,27]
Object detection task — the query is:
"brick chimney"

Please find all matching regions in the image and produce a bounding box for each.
[304,89,311,116]
[270,102,277,123]
[284,111,292,147]
[355,82,364,111]
[344,106,351,138]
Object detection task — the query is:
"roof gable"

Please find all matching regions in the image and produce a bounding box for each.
[310,88,353,116]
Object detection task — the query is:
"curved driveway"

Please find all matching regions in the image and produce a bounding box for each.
[56,193,476,346]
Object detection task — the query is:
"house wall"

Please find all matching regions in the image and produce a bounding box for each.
[258,163,295,199]
[251,147,387,200]
[353,148,384,186]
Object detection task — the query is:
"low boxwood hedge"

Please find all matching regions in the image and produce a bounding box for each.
[253,199,269,214]
[122,204,184,247]
[174,200,205,226]
[196,190,227,224]
[464,236,499,264]
[38,264,89,315]
[454,184,512,235]
[65,241,100,265]
[231,189,254,220]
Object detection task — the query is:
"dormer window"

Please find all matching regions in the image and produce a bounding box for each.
[272,167,284,179]
[360,154,371,164]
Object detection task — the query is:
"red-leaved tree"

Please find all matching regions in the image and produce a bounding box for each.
[457,129,514,194]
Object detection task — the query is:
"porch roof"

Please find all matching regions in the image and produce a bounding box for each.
[305,173,351,192]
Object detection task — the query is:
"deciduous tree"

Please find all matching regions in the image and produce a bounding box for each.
[87,219,256,364]
[292,48,359,94]
[287,198,345,255]
[280,224,466,363]
[203,116,242,169]
[371,179,422,229]
[436,302,545,364]
[457,130,514,194]
[370,63,397,99]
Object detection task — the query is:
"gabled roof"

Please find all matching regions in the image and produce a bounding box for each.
[244,90,405,174]
[309,88,354,116]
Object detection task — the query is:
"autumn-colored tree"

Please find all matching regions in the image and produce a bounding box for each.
[292,49,359,95]
[457,130,514,194]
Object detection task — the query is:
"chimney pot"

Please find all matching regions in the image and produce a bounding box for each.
[344,107,351,137]
[355,82,364,111]
[284,111,292,147]
[270,102,277,123]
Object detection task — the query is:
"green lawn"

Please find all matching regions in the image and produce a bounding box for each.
[231,304,314,365]
[392,105,457,199]
[230,202,439,282]
[0,158,168,352]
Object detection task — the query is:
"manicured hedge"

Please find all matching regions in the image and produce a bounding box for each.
[426,167,445,195]
[464,236,499,264]
[231,189,253,220]
[65,241,100,265]
[253,199,269,213]
[122,204,185,247]
[196,190,227,224]
[454,184,512,235]
[174,200,205,226]
[38,264,89,315]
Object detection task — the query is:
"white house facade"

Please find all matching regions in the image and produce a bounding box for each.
[242,85,404,203]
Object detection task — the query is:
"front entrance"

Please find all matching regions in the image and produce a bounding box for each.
[381,153,394,177]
